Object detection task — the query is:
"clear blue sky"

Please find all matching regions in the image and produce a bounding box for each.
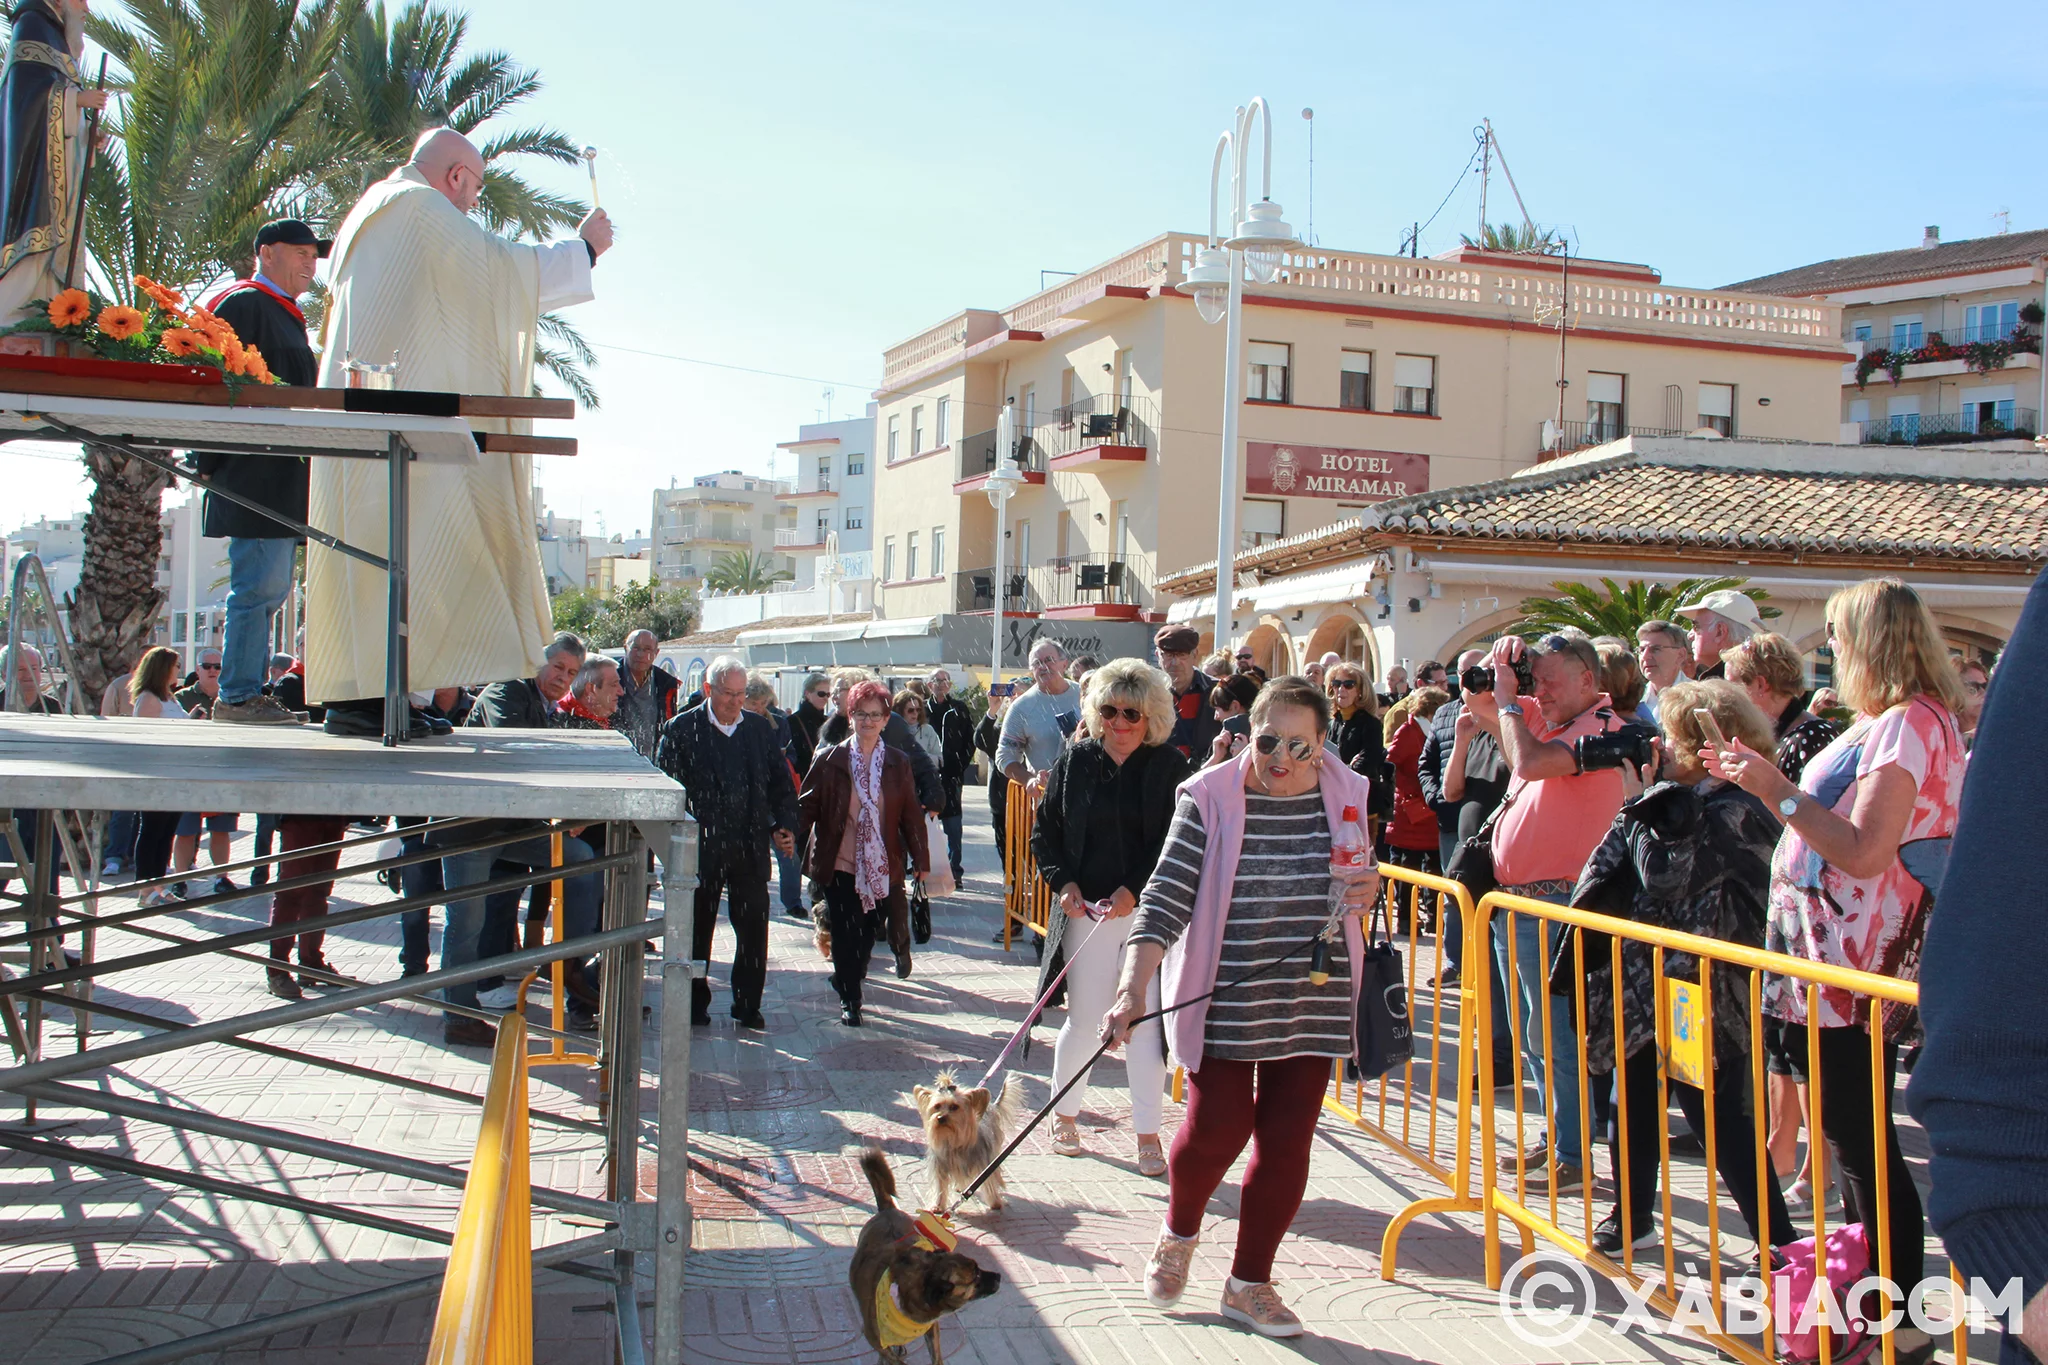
[8,0,2046,530]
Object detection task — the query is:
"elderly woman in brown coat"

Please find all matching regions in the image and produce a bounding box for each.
[798,680,929,1026]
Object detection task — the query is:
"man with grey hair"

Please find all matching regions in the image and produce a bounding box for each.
[1,644,58,714]
[997,639,1080,790]
[925,668,973,885]
[1635,619,1692,704]
[655,655,799,1029]
[1673,589,1762,681]
[615,628,679,758]
[467,632,585,729]
[551,655,623,730]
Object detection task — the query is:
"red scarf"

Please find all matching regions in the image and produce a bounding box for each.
[555,693,611,728]
[204,277,306,326]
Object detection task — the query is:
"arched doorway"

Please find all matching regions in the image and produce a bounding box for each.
[1243,620,1290,676]
[1305,612,1372,676]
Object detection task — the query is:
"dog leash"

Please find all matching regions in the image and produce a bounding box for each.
[945,901,1353,1217]
[975,908,1106,1091]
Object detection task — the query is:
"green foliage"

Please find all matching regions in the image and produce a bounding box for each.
[704,551,793,594]
[1512,576,1778,639]
[1459,221,1563,254]
[551,580,697,650]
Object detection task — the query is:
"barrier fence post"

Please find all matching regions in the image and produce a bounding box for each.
[425,1010,532,1365]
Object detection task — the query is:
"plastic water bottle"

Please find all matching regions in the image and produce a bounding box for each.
[1329,804,1368,875]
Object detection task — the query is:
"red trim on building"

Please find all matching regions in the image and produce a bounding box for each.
[1048,443,1148,471]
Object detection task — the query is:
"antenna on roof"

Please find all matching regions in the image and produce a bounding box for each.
[1301,107,1315,248]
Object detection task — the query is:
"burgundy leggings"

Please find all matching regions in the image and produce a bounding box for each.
[1166,1053,1333,1282]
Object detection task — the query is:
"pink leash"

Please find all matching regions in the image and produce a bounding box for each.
[975,906,1105,1090]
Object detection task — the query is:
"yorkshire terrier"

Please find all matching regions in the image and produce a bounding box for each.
[911,1071,1020,1212]
[851,1147,1001,1363]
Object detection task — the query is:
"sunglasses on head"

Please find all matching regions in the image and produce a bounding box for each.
[1253,732,1317,761]
[1095,702,1143,724]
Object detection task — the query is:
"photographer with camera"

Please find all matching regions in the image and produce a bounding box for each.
[1462,630,1631,1190]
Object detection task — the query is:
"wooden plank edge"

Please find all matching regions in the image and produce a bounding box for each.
[478,433,577,456]
[0,369,574,420]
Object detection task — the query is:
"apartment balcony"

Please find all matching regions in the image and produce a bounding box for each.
[776,525,829,550]
[1858,408,2037,446]
[781,478,839,500]
[1043,393,1158,472]
[952,427,1049,493]
[1541,418,1689,456]
[952,553,1153,620]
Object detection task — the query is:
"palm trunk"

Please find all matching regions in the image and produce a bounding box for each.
[67,444,171,698]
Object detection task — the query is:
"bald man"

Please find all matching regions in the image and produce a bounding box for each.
[305,128,615,736]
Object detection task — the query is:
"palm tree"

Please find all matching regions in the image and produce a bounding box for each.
[704,552,793,595]
[1512,576,1778,639]
[1460,220,1563,255]
[312,1,598,404]
[64,0,359,694]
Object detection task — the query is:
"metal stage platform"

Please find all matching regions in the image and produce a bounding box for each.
[0,714,698,1364]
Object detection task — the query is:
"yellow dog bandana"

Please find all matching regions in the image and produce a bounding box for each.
[873,1211,959,1350]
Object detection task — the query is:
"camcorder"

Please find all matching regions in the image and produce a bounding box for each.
[1574,724,1659,774]
[1459,654,1534,697]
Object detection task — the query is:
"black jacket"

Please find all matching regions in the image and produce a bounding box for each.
[927,694,974,819]
[820,709,942,811]
[466,677,552,730]
[1334,706,1392,819]
[1417,697,1507,838]
[653,706,799,877]
[197,283,319,539]
[1029,741,1189,1015]
[790,697,826,776]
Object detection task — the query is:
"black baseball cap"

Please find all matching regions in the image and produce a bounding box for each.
[255,218,332,258]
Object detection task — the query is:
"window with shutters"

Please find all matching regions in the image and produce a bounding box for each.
[1698,382,1735,437]
[1586,372,1624,441]
[882,537,896,581]
[1965,301,2018,345]
[1242,498,1284,548]
[1339,350,1373,411]
[1889,315,1924,351]
[911,406,926,455]
[1393,354,1436,415]
[843,506,864,530]
[905,531,920,581]
[1246,341,1290,404]
[932,527,946,576]
[934,397,949,448]
[887,414,901,463]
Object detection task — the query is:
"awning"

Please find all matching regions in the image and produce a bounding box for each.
[1165,597,1208,624]
[1241,562,1376,614]
[735,615,939,646]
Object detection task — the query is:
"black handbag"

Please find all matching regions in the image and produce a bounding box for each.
[1444,787,1515,903]
[1354,895,1414,1081]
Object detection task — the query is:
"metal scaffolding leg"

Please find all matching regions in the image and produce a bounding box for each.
[383,431,412,747]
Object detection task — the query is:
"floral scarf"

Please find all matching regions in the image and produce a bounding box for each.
[850,740,892,911]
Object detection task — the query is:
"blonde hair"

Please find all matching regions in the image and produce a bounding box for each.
[1325,660,1379,717]
[1082,658,1175,747]
[1826,578,1964,718]
[1382,691,1421,741]
[1593,637,1648,712]
[1723,631,1807,700]
[1658,679,1776,779]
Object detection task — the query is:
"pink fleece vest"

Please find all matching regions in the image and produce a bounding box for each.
[1158,750,1372,1072]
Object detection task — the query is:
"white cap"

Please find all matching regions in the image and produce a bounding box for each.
[1675,588,1763,635]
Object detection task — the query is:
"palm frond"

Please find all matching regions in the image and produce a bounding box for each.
[535,342,599,410]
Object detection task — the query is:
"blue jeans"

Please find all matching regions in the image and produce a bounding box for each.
[105,809,139,869]
[940,811,964,881]
[440,833,600,1013]
[1440,831,1514,1062]
[1494,892,1585,1160]
[399,832,443,975]
[220,536,295,704]
[774,842,803,912]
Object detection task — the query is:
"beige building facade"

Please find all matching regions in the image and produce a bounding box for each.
[1731,226,2047,446]
[869,233,1848,632]
[650,471,797,590]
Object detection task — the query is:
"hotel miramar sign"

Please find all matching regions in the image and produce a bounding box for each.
[1245,442,1428,503]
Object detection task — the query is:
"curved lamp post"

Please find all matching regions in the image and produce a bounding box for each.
[1184,98,1299,655]
[984,401,1027,688]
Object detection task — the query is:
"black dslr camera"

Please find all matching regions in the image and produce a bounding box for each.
[1459,654,1534,697]
[1575,724,1659,774]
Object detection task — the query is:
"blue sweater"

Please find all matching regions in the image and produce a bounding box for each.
[1907,568,2048,1364]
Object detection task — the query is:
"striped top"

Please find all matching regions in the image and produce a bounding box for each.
[1131,791,1352,1062]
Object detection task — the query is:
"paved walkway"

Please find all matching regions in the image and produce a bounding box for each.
[0,802,1989,1363]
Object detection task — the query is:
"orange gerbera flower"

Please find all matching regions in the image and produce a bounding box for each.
[47,288,91,328]
[96,304,147,341]
[244,349,274,384]
[159,327,204,359]
[219,335,248,374]
[133,275,184,308]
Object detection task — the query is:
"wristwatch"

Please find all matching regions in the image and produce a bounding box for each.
[1500,702,1524,718]
[1778,794,1800,818]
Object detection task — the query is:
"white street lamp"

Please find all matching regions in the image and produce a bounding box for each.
[1195,97,1300,657]
[984,401,1027,688]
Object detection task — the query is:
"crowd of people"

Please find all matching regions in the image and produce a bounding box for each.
[9,565,2040,1359]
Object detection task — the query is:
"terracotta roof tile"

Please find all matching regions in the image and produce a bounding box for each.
[1727,229,2048,296]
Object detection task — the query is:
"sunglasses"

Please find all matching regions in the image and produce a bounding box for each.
[199,662,222,670]
[1095,703,1143,724]
[1329,679,1358,691]
[1253,733,1317,761]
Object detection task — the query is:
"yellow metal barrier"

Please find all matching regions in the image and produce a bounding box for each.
[426,989,535,1365]
[1469,889,1965,1365]
[528,832,598,1072]
[1000,780,1052,949]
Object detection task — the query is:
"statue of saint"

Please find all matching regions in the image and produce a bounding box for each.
[0,0,106,328]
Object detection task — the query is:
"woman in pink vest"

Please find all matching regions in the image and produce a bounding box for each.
[1101,676,1379,1338]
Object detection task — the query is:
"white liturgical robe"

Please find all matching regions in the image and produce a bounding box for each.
[304,164,593,702]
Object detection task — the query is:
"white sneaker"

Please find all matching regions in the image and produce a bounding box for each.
[476,985,519,1009]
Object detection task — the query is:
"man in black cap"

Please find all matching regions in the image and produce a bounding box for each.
[1154,625,1220,760]
[202,219,328,727]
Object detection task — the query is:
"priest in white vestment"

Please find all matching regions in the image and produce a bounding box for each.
[306,128,612,718]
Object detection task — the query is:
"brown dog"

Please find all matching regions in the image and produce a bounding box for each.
[851,1147,1001,1363]
[910,1071,1019,1212]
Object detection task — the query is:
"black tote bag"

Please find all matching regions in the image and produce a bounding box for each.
[1354,896,1414,1081]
